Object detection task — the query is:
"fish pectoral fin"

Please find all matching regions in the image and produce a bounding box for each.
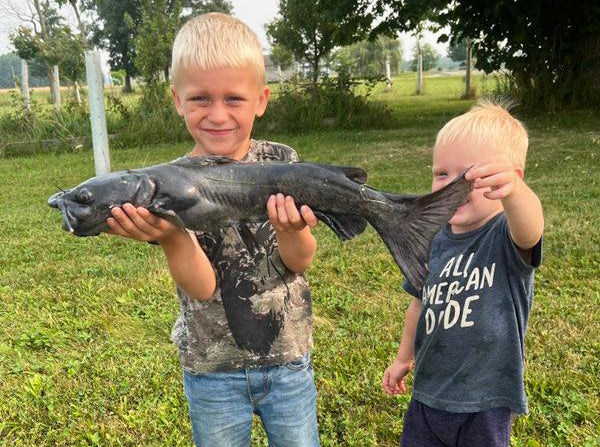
[313,211,367,241]
[147,203,186,228]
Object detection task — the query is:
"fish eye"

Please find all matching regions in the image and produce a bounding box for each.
[77,188,93,204]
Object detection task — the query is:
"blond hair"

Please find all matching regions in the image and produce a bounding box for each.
[171,13,265,88]
[435,99,529,169]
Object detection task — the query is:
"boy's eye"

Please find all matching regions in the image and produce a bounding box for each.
[225,96,244,104]
[190,96,210,103]
[434,171,448,178]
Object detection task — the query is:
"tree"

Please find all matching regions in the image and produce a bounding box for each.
[180,0,232,21]
[55,0,89,104]
[56,0,89,46]
[0,52,50,88]
[410,42,438,71]
[447,38,467,67]
[32,0,65,108]
[267,0,372,84]
[135,0,181,83]
[372,0,600,109]
[270,43,294,71]
[50,27,85,85]
[0,53,21,88]
[4,0,67,108]
[332,36,402,78]
[85,0,142,92]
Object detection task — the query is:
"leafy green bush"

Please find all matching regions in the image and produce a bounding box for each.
[0,91,95,157]
[112,82,189,148]
[257,73,397,133]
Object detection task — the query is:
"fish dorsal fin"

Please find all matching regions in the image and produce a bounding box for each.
[309,163,367,184]
[173,155,238,167]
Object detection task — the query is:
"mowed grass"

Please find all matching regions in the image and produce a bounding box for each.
[1,75,599,446]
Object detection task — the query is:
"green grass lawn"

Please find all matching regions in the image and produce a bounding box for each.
[1,76,599,446]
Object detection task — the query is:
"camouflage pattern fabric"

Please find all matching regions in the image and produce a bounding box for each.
[171,140,313,373]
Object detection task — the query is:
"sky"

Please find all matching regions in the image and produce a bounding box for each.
[0,0,449,60]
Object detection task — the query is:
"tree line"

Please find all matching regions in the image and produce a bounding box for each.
[2,0,599,110]
[268,0,600,109]
[2,0,233,102]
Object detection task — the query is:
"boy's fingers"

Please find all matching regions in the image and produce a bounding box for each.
[121,204,158,236]
[111,205,150,239]
[382,370,398,395]
[467,161,513,181]
[106,217,127,236]
[276,194,289,226]
[267,195,278,223]
[110,206,135,230]
[137,206,162,227]
[473,171,512,189]
[284,196,305,228]
[300,205,318,228]
[484,183,512,200]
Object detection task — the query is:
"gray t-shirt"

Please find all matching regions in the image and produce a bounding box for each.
[171,140,313,373]
[405,212,542,414]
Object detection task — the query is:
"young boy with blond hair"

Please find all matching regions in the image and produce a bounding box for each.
[382,100,544,447]
[106,13,320,447]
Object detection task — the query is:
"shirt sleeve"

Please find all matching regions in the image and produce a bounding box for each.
[272,142,299,162]
[403,279,421,299]
[257,141,298,162]
[499,215,543,274]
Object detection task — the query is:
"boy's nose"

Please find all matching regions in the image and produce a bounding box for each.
[207,102,228,124]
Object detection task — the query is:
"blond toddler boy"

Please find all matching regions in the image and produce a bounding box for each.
[382,101,544,447]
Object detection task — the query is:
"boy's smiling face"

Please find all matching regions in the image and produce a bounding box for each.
[432,136,504,234]
[172,66,269,160]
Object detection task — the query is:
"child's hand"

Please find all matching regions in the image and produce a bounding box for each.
[267,193,318,233]
[465,155,522,201]
[106,203,184,243]
[382,359,412,395]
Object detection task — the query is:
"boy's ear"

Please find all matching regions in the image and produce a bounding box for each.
[171,86,184,117]
[515,167,525,179]
[255,84,270,118]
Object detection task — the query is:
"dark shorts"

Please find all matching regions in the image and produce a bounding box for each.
[401,399,512,447]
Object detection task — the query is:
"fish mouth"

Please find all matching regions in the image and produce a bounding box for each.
[58,202,78,234]
[48,192,76,233]
[50,198,103,236]
[48,191,65,209]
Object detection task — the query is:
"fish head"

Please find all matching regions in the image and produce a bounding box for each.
[48,171,156,236]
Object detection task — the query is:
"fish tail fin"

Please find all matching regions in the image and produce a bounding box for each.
[369,173,471,289]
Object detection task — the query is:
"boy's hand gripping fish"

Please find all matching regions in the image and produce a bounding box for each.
[48,156,470,288]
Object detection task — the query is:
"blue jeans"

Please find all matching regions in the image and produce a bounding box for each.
[183,353,320,447]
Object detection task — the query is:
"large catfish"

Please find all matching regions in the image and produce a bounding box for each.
[48,156,470,288]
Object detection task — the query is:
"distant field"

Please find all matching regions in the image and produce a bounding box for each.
[0,75,598,447]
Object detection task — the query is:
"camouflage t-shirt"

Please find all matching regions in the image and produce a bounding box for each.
[170,140,313,373]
